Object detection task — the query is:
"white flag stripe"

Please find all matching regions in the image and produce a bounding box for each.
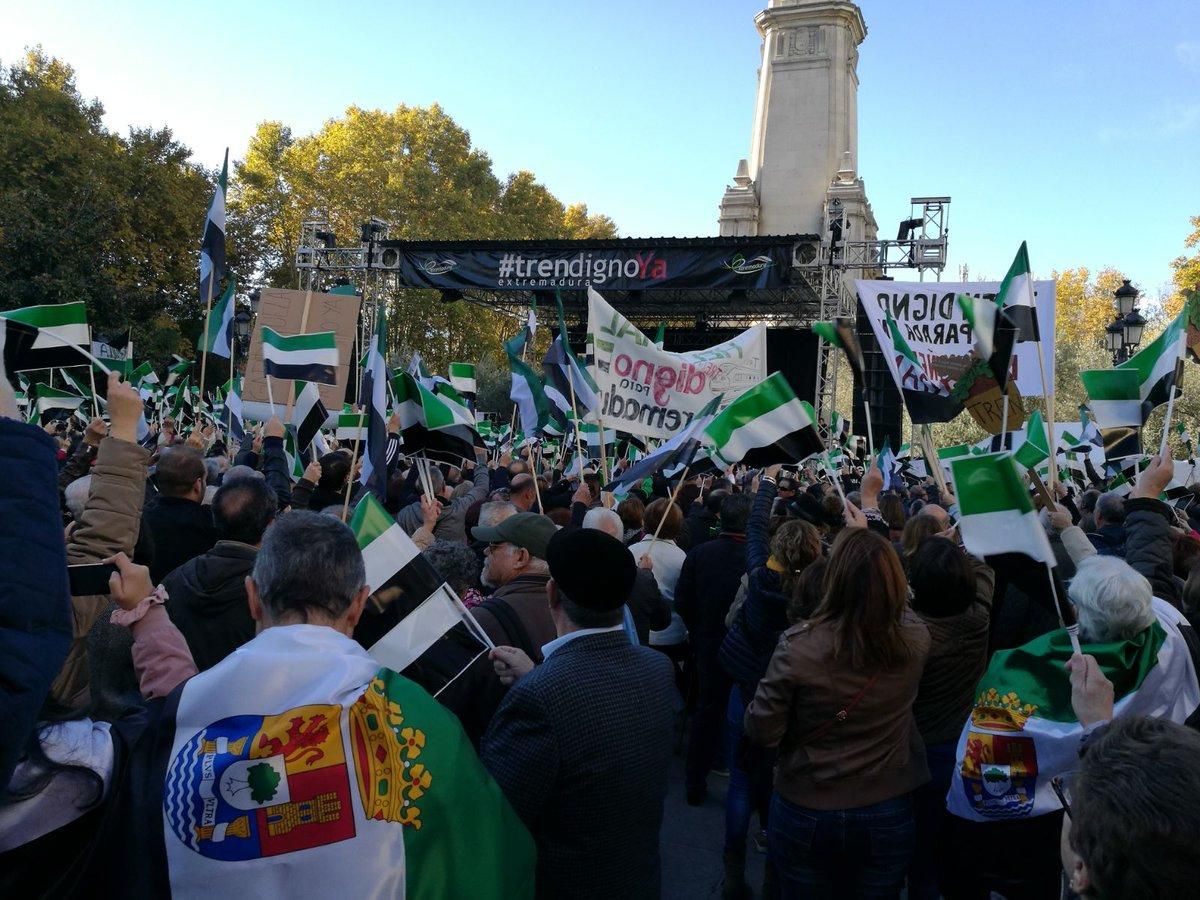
[360,525,421,595]
[368,586,465,673]
[1139,327,1185,401]
[261,342,338,370]
[959,508,1055,564]
[32,322,90,351]
[1089,399,1143,428]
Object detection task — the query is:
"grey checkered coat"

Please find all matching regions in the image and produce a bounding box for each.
[482,630,676,900]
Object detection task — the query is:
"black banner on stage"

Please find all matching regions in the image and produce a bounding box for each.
[378,240,794,292]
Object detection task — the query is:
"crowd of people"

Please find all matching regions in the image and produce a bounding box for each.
[4,364,1200,899]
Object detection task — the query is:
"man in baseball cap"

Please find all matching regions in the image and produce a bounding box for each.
[469,512,560,657]
[482,527,677,898]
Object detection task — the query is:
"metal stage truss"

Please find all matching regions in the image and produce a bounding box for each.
[292,197,949,431]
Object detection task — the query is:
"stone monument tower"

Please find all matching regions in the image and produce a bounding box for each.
[718,0,876,242]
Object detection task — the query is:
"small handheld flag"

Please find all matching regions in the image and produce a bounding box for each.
[261,327,339,385]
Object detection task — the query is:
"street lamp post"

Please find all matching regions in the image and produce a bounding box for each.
[1109,279,1145,365]
[234,308,252,358]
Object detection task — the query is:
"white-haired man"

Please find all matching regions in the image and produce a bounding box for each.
[582,507,670,645]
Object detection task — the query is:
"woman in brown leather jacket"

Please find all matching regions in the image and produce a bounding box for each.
[744,526,930,899]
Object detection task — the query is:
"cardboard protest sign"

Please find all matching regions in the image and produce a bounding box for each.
[242,287,361,421]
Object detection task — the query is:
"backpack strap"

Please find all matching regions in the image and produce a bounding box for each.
[479,597,539,662]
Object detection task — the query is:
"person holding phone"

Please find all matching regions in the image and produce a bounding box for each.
[52,373,156,710]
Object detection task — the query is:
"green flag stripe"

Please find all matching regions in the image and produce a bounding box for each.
[978,621,1167,723]
[953,452,1035,516]
[811,321,843,350]
[1080,368,1141,401]
[995,240,1031,304]
[261,328,338,352]
[704,373,801,447]
[351,492,398,549]
[3,301,88,328]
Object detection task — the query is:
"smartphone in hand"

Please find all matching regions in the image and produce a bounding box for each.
[67,563,118,597]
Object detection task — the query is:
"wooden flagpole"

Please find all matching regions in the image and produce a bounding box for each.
[644,466,690,555]
[920,424,951,498]
[530,455,544,512]
[283,286,314,428]
[198,277,215,416]
[341,410,365,521]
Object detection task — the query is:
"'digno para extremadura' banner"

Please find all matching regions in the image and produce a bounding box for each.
[585,287,766,440]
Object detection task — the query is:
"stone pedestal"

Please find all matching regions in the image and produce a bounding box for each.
[718,1,872,238]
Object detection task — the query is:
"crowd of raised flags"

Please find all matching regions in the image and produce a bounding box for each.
[8,144,1200,896]
[12,150,1200,734]
[6,208,1200,571]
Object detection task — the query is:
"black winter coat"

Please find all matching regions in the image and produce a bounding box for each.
[162,541,258,671]
[676,533,747,648]
[719,481,792,699]
[142,496,217,585]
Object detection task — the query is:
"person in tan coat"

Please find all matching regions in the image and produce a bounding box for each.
[744,525,930,899]
[51,373,151,710]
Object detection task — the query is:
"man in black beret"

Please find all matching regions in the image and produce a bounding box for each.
[481,527,677,900]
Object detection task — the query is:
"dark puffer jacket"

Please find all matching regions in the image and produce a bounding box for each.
[1086,522,1127,557]
[1123,497,1182,608]
[719,481,792,700]
[0,420,71,792]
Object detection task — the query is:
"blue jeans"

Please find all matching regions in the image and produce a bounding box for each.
[723,687,773,852]
[768,792,915,899]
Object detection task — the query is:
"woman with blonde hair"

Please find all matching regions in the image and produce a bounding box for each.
[744,527,931,898]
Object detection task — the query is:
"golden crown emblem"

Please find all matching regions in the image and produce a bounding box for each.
[970,687,1038,732]
[349,676,432,829]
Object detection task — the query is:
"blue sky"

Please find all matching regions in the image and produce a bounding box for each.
[3,0,1197,303]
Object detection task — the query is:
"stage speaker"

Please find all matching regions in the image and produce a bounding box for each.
[854,302,903,448]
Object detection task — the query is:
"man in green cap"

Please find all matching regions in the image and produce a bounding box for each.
[470,511,560,659]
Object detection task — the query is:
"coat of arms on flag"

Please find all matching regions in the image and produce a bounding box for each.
[165,703,356,860]
[165,671,445,860]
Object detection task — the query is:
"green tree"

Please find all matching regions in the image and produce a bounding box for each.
[0,48,213,360]
[1163,216,1200,319]
[563,202,617,239]
[228,103,617,373]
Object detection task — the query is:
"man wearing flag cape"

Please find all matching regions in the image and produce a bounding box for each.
[115,510,534,897]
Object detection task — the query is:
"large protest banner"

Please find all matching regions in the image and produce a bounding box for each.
[855,278,1056,401]
[243,287,361,421]
[586,287,766,441]
[382,239,793,292]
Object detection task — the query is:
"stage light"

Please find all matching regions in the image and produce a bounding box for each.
[314,230,337,247]
[896,217,923,241]
[360,220,385,242]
